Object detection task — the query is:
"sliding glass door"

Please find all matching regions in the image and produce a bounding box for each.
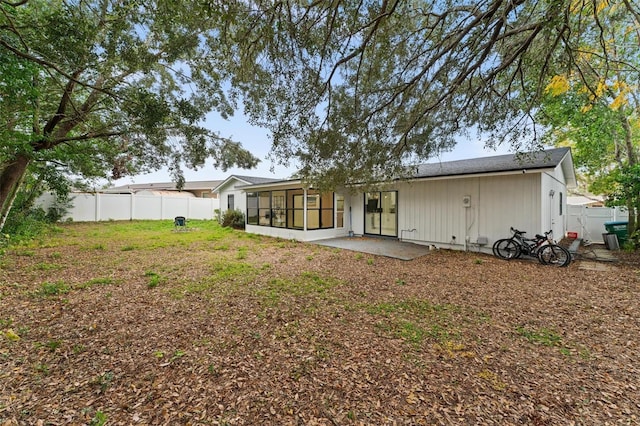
[364,191,397,237]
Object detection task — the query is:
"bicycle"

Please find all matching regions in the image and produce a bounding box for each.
[493,228,571,267]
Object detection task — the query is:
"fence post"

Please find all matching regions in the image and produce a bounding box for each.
[130,192,135,220]
[95,193,100,222]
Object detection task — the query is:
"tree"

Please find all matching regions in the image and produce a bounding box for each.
[210,0,639,190]
[0,0,259,231]
[536,1,640,243]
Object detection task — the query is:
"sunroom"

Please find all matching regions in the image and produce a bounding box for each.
[242,180,348,241]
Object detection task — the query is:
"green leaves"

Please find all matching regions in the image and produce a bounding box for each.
[1,0,261,230]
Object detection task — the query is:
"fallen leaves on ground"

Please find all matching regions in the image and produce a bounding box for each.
[0,223,638,425]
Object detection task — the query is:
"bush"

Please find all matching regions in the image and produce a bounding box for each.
[221,209,245,229]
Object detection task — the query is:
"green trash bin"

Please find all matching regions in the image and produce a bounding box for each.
[604,221,629,246]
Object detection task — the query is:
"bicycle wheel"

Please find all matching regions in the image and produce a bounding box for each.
[538,244,571,267]
[494,239,520,259]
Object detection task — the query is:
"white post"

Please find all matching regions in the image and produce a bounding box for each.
[95,193,101,222]
[130,193,135,220]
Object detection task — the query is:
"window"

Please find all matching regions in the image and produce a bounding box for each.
[272,191,286,228]
[307,190,334,229]
[336,195,345,228]
[246,188,337,230]
[227,194,234,211]
[258,192,271,225]
[287,189,305,229]
[559,192,563,216]
[246,192,258,225]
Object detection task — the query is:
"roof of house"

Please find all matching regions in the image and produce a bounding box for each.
[105,180,222,193]
[212,175,282,192]
[216,147,576,191]
[567,195,604,206]
[412,147,572,179]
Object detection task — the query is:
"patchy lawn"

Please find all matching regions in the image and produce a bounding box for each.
[0,221,638,425]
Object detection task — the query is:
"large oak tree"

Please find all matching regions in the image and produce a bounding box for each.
[214,0,639,190]
[2,0,638,233]
[0,0,259,230]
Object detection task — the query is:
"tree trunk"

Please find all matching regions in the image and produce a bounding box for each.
[0,154,31,233]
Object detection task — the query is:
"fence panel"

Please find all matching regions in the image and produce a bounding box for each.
[36,192,220,222]
[133,195,163,220]
[567,205,628,242]
[100,194,132,221]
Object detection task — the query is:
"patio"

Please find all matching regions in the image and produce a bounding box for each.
[311,236,433,260]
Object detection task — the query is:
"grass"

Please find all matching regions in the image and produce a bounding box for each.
[515,326,563,347]
[145,271,162,288]
[36,281,70,296]
[31,262,64,271]
[365,299,462,346]
[168,260,258,299]
[255,271,342,307]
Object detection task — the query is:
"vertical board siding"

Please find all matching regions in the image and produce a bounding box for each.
[479,174,540,244]
[397,174,541,247]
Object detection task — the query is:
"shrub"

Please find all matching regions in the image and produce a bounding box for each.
[221,209,245,229]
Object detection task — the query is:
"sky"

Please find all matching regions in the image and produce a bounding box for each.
[110,112,513,186]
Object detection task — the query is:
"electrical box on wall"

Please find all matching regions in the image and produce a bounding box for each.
[462,195,471,208]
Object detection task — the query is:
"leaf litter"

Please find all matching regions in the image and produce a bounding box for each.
[0,222,638,425]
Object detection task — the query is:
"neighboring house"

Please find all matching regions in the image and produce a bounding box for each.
[105,180,222,198]
[567,194,605,207]
[215,148,576,253]
[213,175,283,213]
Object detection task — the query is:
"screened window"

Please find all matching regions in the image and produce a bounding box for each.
[227,194,234,211]
[287,189,305,229]
[307,190,334,229]
[258,192,271,226]
[559,192,563,216]
[272,190,286,228]
[246,188,337,230]
[336,195,345,228]
[246,192,258,225]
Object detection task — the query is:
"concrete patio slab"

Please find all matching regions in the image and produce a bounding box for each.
[312,236,433,260]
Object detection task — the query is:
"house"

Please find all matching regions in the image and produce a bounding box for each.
[213,175,283,212]
[104,180,223,198]
[567,194,605,207]
[215,148,576,253]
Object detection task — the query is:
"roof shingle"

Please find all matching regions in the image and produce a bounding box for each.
[412,147,571,179]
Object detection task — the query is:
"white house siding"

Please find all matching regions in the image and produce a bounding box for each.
[540,165,568,240]
[348,192,364,235]
[349,173,539,252]
[477,174,542,247]
[216,180,249,214]
[245,225,345,241]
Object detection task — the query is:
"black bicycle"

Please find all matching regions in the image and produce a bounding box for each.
[493,228,571,267]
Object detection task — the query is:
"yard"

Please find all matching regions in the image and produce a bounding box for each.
[0,220,638,425]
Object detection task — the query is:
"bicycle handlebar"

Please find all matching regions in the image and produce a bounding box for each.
[510,227,553,238]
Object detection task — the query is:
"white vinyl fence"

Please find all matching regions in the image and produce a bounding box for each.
[567,205,628,242]
[37,192,220,222]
